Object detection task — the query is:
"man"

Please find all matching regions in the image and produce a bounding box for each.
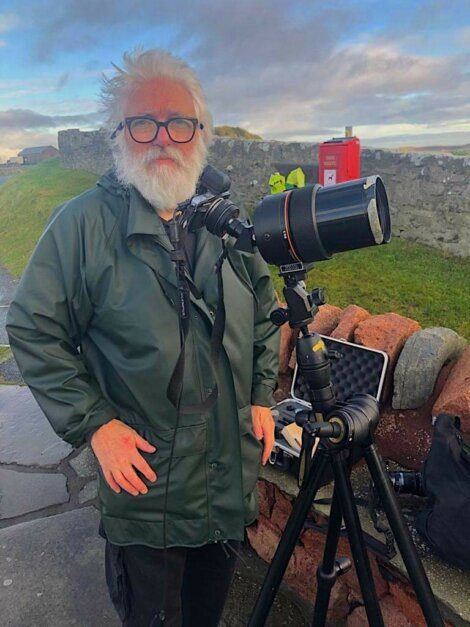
[6,48,280,626]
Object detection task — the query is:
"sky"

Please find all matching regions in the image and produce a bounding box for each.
[0,0,469,162]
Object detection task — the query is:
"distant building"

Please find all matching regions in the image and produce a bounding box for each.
[17,146,59,165]
[6,156,23,165]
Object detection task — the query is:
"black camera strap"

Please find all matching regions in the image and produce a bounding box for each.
[166,239,227,415]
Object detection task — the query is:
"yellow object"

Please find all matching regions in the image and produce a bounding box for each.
[269,172,286,194]
[285,167,305,189]
[312,340,325,352]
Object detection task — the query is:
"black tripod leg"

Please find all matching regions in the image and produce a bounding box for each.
[312,483,345,626]
[333,455,385,627]
[248,449,329,627]
[364,443,444,627]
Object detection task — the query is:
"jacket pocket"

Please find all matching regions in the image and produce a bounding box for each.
[238,405,262,500]
[97,421,208,522]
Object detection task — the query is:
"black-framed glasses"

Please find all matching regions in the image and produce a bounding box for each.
[110,116,204,144]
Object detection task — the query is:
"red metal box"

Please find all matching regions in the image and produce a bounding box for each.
[318,136,361,186]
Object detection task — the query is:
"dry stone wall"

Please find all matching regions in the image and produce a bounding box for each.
[58,129,470,256]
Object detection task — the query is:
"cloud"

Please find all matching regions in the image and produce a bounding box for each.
[5,0,470,147]
[0,108,103,130]
[0,12,18,35]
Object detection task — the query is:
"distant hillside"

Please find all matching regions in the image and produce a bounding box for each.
[398,143,470,156]
[214,126,262,140]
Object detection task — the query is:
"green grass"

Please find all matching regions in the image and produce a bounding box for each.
[0,158,98,276]
[269,239,470,339]
[0,346,12,364]
[0,158,468,339]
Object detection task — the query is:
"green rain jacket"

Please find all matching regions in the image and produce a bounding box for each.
[6,169,280,548]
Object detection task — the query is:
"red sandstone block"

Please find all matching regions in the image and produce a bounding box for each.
[246,515,281,564]
[354,312,421,362]
[279,323,299,374]
[347,596,414,626]
[354,313,421,401]
[300,528,389,601]
[288,304,342,369]
[270,486,293,532]
[433,345,470,435]
[257,479,275,519]
[331,304,370,341]
[388,580,428,626]
[308,303,343,335]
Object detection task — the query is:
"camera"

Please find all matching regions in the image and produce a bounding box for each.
[176,165,391,266]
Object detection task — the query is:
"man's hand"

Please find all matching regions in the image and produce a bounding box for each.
[251,405,275,465]
[90,419,157,496]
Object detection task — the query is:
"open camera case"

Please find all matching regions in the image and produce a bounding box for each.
[272,335,389,470]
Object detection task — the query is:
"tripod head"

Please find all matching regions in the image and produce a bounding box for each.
[270,262,325,332]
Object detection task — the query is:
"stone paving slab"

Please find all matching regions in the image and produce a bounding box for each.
[0,468,69,519]
[69,446,98,478]
[0,355,23,385]
[0,307,9,344]
[78,480,98,504]
[0,385,72,466]
[0,263,18,306]
[0,507,120,626]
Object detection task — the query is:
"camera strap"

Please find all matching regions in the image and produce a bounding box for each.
[166,240,227,414]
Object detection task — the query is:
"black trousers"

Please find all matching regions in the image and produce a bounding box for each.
[105,538,240,627]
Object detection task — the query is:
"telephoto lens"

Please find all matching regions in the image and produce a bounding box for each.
[254,175,391,265]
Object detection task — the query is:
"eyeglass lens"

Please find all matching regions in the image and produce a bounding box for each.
[129,118,195,143]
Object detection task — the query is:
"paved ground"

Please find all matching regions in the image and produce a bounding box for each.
[0,263,23,384]
[0,384,308,626]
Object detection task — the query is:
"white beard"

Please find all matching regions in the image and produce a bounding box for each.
[112,134,208,214]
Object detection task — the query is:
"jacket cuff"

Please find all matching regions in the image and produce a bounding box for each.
[251,381,276,408]
[64,401,117,448]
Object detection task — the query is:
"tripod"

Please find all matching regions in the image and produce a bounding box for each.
[248,264,443,626]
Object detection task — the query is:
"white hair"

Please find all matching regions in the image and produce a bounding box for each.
[100,47,213,148]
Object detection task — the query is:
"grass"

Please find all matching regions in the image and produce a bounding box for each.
[0,345,12,364]
[269,239,470,339]
[0,158,468,339]
[0,158,98,276]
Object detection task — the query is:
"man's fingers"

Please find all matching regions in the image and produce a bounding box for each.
[122,465,149,495]
[134,434,156,453]
[104,470,121,494]
[261,425,275,465]
[131,453,157,483]
[113,470,140,496]
[252,411,263,440]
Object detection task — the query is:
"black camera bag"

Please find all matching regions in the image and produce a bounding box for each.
[415,414,470,570]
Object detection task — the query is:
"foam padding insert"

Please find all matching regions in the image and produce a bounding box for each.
[292,335,387,404]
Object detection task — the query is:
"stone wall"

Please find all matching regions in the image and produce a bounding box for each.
[58,129,470,257]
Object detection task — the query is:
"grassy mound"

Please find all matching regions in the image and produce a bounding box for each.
[0,158,468,338]
[0,158,98,276]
